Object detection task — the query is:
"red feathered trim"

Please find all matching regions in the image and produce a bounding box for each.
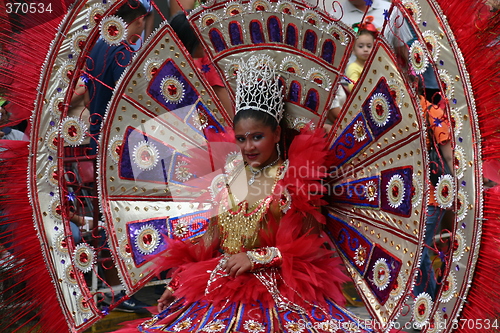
[272,215,349,307]
[0,0,73,124]
[148,237,220,279]
[277,126,331,225]
[0,142,68,333]
[0,1,72,332]
[436,0,500,329]
[457,187,500,329]
[147,227,348,308]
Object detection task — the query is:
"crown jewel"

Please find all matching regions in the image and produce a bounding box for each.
[235,54,284,123]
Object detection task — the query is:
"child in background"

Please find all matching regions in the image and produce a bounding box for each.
[346,19,377,92]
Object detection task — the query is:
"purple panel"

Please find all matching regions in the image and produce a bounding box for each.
[303,29,317,53]
[209,28,227,52]
[362,77,402,139]
[321,39,335,64]
[167,210,210,240]
[365,245,402,305]
[304,89,319,112]
[285,24,298,47]
[329,113,373,167]
[332,176,380,209]
[164,301,211,331]
[324,298,368,326]
[185,101,225,136]
[197,302,237,331]
[288,81,301,102]
[229,21,243,45]
[268,16,282,43]
[380,166,413,217]
[127,218,168,266]
[119,126,174,183]
[326,214,374,275]
[250,20,264,44]
[233,302,274,333]
[278,77,286,90]
[147,59,199,111]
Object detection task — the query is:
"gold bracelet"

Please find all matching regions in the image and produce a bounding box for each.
[246,247,283,271]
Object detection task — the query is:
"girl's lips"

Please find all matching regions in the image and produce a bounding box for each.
[246,153,258,160]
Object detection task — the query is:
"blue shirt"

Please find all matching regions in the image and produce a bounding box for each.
[85,39,133,134]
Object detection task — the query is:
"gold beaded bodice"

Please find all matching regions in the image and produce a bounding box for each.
[216,163,285,254]
[218,196,272,254]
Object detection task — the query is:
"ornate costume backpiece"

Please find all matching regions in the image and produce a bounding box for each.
[0,0,499,332]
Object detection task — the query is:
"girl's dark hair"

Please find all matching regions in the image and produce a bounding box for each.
[358,29,377,40]
[169,11,200,55]
[233,109,279,131]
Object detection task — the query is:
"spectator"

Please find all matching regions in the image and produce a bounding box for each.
[413,79,452,301]
[346,28,376,92]
[0,126,26,141]
[83,0,151,313]
[0,104,10,128]
[85,0,147,154]
[486,0,500,11]
[330,0,392,31]
[130,0,155,50]
[324,85,347,131]
[0,112,28,272]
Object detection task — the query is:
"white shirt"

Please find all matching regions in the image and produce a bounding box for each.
[329,0,392,31]
[329,1,414,66]
[2,128,27,141]
[0,128,28,153]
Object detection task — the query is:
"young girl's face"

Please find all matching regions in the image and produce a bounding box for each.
[234,117,281,169]
[353,33,374,63]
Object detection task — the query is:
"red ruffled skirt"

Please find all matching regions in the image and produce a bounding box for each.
[113,237,373,333]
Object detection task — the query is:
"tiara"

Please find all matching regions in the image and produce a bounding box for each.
[235,54,284,123]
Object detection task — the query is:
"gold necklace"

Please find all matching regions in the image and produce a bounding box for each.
[247,155,280,185]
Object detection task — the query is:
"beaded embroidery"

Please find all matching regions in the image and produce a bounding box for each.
[217,162,287,254]
[218,197,272,254]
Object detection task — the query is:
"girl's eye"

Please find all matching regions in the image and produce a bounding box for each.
[236,137,245,142]
[253,135,263,140]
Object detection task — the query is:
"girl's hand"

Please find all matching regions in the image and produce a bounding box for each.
[222,252,252,278]
[157,287,174,312]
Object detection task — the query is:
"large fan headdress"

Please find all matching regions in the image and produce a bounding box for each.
[0,0,499,332]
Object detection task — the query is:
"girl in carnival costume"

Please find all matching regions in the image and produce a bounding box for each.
[1,1,500,332]
[114,54,370,333]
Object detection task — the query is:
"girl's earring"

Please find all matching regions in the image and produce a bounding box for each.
[276,143,281,157]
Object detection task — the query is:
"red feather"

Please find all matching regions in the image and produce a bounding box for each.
[436,1,500,329]
[0,1,72,331]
